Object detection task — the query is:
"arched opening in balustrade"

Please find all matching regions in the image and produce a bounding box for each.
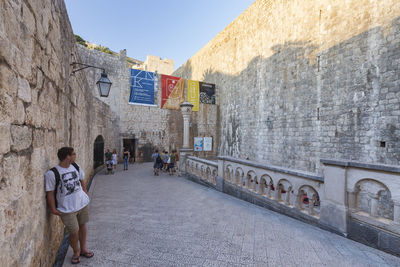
[298,185,320,216]
[225,165,233,181]
[246,171,256,190]
[195,163,199,176]
[212,169,217,184]
[259,174,272,196]
[235,168,244,185]
[206,167,211,182]
[276,179,293,205]
[354,179,393,220]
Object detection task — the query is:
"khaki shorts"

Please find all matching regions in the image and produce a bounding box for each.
[60,205,89,234]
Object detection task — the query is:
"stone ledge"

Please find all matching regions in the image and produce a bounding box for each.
[187,156,218,167]
[320,158,400,173]
[218,156,324,182]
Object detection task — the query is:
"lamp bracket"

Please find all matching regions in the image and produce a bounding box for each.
[71,62,105,74]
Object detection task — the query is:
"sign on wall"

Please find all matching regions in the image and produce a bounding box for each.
[187,80,199,112]
[161,74,185,109]
[194,137,203,151]
[203,137,213,151]
[199,82,216,104]
[129,69,156,106]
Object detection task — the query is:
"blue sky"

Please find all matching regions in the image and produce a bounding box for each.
[65,0,255,70]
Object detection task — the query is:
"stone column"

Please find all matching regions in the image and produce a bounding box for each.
[181,102,193,149]
[347,190,358,213]
[368,193,379,217]
[178,102,193,176]
[393,199,400,224]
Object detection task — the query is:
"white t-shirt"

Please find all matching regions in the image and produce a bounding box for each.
[44,164,90,213]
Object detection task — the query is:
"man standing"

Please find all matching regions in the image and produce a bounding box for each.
[45,147,93,264]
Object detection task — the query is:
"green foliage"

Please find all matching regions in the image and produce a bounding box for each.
[74,34,87,47]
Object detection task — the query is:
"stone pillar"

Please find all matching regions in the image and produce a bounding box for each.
[308,198,315,215]
[320,160,348,235]
[178,102,193,176]
[181,102,193,149]
[347,190,358,212]
[275,184,281,201]
[285,189,291,205]
[393,200,400,224]
[368,193,379,217]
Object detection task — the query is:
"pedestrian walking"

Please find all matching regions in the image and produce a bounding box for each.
[168,150,176,175]
[152,150,162,176]
[44,147,94,265]
[105,149,113,174]
[163,151,169,172]
[112,149,118,170]
[174,150,179,172]
[123,148,130,170]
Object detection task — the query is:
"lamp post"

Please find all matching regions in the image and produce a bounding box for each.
[71,62,112,97]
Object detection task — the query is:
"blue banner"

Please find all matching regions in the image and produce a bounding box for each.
[129,69,155,105]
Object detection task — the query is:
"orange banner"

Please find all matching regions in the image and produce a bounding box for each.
[161,75,185,110]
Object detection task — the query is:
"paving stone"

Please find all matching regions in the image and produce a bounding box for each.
[63,163,400,266]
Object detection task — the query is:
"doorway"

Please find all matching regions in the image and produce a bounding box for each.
[94,135,104,169]
[123,139,136,163]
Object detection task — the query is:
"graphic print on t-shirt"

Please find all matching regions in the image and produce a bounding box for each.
[60,171,81,196]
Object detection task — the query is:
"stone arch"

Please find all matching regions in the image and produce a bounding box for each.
[195,163,199,176]
[212,169,217,184]
[276,179,293,204]
[259,174,272,196]
[298,185,320,216]
[354,179,393,219]
[246,171,257,190]
[225,165,233,181]
[206,167,211,182]
[235,168,244,185]
[93,135,104,169]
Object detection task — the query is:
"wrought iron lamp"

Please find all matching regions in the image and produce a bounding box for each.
[71,62,112,97]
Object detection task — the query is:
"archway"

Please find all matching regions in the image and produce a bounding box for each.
[94,135,104,169]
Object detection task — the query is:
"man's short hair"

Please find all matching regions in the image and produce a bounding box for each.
[57,147,74,161]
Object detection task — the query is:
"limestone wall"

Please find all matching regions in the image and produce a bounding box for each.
[174,0,400,173]
[0,0,119,266]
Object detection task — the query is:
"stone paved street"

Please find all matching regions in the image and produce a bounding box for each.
[63,163,400,267]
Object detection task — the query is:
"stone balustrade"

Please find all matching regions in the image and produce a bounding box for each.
[181,155,400,256]
[218,156,324,219]
[186,156,218,186]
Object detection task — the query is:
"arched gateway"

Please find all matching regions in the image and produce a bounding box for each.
[93,135,104,169]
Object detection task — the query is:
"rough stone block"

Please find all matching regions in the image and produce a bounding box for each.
[18,77,31,103]
[0,64,17,98]
[14,99,26,125]
[11,125,32,151]
[0,122,11,154]
[0,91,14,124]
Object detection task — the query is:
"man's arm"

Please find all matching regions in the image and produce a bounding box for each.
[80,180,88,195]
[46,191,61,216]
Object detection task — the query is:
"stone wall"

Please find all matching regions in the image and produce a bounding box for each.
[78,46,219,161]
[0,0,119,266]
[174,0,400,173]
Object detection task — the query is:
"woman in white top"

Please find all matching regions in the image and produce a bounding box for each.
[112,149,118,170]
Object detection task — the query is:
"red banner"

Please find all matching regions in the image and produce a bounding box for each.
[161,74,185,109]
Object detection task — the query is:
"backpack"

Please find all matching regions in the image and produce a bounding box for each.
[156,154,162,164]
[49,163,80,208]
